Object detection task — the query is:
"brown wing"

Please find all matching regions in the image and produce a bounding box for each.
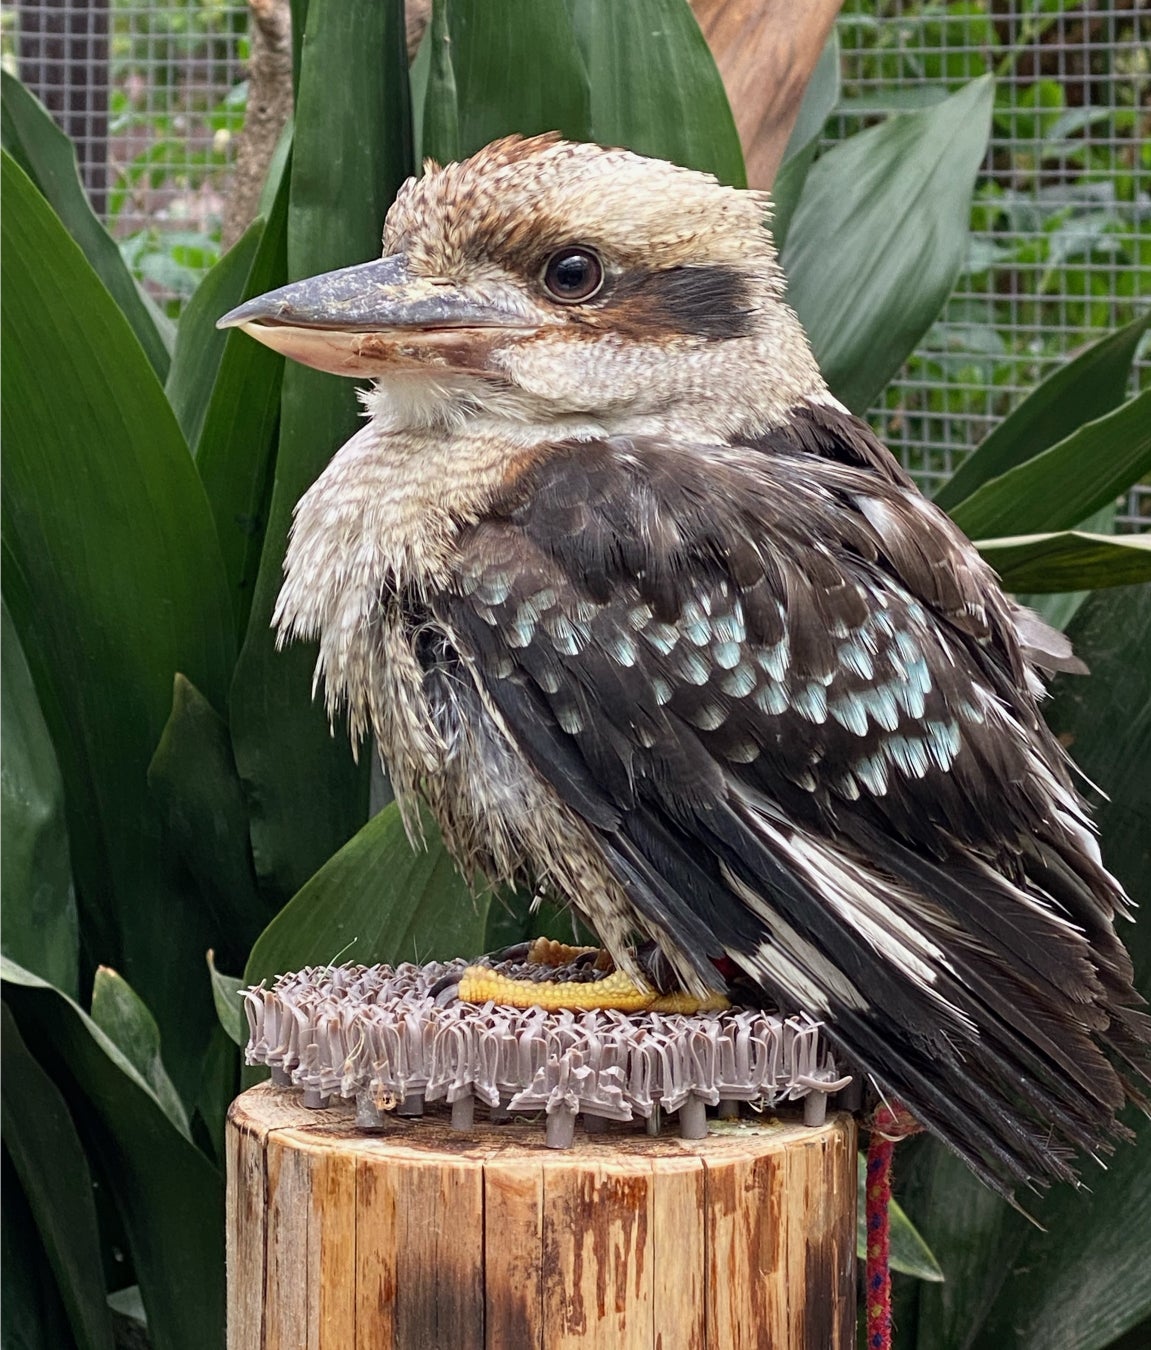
[434,435,1149,1196]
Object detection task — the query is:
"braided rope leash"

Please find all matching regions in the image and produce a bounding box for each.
[865,1102,923,1350]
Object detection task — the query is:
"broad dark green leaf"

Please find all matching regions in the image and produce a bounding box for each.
[244,802,489,987]
[1,1005,115,1350]
[2,1147,78,1350]
[855,1154,943,1282]
[192,173,290,638]
[166,221,262,449]
[782,77,993,414]
[147,676,269,962]
[771,31,841,250]
[936,311,1151,511]
[424,0,590,164]
[0,153,236,1097]
[2,959,225,1350]
[0,601,78,997]
[975,530,1151,594]
[0,72,171,379]
[894,1134,1025,1350]
[89,967,190,1139]
[421,0,462,165]
[229,0,412,904]
[900,584,1151,1350]
[207,951,246,1048]
[1109,1317,1151,1350]
[195,1023,240,1166]
[949,390,1151,540]
[972,583,1151,1350]
[782,29,842,165]
[566,0,745,185]
[409,18,434,165]
[1009,503,1117,633]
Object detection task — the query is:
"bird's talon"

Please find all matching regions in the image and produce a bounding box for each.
[429,973,462,1006]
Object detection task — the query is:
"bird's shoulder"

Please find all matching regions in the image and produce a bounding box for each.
[434,433,1067,852]
[746,396,917,487]
[464,428,1016,667]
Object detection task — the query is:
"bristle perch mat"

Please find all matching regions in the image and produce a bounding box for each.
[226,1081,857,1348]
[241,959,850,1143]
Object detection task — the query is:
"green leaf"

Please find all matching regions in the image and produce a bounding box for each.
[89,967,190,1140]
[422,0,461,164]
[207,951,246,1048]
[195,1023,240,1165]
[228,0,412,904]
[147,676,269,962]
[2,1149,78,1350]
[409,18,433,165]
[566,0,745,185]
[165,220,263,450]
[782,28,842,166]
[975,531,1151,594]
[899,585,1151,1350]
[782,76,994,414]
[0,601,78,997]
[0,72,171,380]
[2,958,225,1350]
[424,0,590,163]
[244,802,489,987]
[949,390,1151,540]
[975,583,1151,1349]
[192,172,290,638]
[422,1,743,183]
[772,31,841,250]
[856,1154,944,1283]
[936,311,1151,511]
[1,1004,115,1350]
[0,152,236,1097]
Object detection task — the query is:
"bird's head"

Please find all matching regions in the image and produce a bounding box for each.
[219,134,823,440]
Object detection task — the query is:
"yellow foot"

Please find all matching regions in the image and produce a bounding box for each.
[457,958,730,1015]
[521,937,609,970]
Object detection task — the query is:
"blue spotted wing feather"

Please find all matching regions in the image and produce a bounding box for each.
[437,436,1150,1197]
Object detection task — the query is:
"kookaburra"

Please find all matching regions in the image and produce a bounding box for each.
[221,134,1149,1197]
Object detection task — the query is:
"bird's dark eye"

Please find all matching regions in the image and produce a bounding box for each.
[541,247,605,303]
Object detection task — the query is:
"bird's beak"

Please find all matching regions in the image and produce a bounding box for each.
[216,253,535,377]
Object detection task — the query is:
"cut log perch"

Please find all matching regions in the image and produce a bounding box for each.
[227,1081,856,1349]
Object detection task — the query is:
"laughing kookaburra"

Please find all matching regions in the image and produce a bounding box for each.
[221,134,1150,1198]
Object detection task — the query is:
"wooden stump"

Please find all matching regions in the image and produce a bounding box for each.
[227,1081,856,1349]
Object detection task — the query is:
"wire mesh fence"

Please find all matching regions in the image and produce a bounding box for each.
[9,0,247,304]
[831,0,1149,527]
[6,0,1148,524]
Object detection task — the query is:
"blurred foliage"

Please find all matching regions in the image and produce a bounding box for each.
[834,0,1150,508]
[2,2,1149,1348]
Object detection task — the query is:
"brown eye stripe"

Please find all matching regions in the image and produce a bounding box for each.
[593,264,756,341]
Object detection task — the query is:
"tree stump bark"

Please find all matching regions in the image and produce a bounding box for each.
[227,1080,856,1349]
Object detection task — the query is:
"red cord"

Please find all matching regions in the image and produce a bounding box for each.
[865,1102,922,1350]
[865,1131,895,1350]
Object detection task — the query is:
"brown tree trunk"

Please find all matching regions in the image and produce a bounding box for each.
[692,0,844,188]
[221,0,293,250]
